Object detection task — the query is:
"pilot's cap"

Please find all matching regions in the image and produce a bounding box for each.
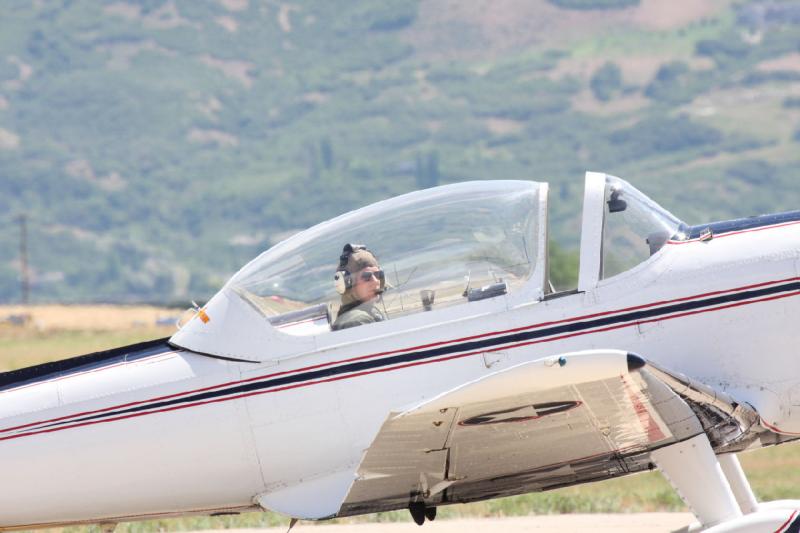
[345,248,379,273]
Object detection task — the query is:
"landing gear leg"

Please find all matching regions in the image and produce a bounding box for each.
[650,434,741,528]
[718,453,758,515]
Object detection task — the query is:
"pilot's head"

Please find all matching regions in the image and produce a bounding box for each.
[335,244,384,304]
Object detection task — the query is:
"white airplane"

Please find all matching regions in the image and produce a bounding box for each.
[2,173,800,533]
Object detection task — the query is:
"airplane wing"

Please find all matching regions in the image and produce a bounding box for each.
[337,349,757,518]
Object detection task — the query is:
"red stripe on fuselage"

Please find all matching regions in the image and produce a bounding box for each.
[775,510,798,533]
[761,419,800,436]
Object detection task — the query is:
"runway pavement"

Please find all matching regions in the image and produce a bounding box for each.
[202,513,695,532]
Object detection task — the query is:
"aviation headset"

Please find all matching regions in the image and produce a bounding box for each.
[334,243,385,295]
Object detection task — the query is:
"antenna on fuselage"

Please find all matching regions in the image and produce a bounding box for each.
[382,264,418,313]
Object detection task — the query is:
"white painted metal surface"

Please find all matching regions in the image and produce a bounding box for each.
[651,435,741,527]
[577,171,606,291]
[399,349,631,416]
[719,454,759,515]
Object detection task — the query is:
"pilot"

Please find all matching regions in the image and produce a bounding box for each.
[332,244,387,331]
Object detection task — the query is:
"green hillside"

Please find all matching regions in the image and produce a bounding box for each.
[0,0,799,303]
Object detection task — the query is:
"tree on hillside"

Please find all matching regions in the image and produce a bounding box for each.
[548,240,579,291]
[590,62,622,101]
[320,138,334,170]
[726,159,776,185]
[644,61,699,104]
[415,151,440,189]
[610,116,722,156]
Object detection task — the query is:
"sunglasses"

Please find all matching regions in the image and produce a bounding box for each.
[359,269,384,282]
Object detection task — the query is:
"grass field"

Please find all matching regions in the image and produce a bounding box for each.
[1,306,799,532]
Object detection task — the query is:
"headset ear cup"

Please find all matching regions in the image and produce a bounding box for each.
[334,271,349,294]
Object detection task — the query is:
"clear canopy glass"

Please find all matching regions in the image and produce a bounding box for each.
[601,176,684,279]
[229,181,541,335]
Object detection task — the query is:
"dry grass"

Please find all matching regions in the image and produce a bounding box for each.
[0,304,184,332]
[0,327,175,371]
[0,305,183,371]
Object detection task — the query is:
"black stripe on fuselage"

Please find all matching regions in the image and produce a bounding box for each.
[35,280,800,432]
[0,338,174,393]
[685,210,800,240]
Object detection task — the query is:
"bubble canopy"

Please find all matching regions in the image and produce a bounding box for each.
[228,181,544,335]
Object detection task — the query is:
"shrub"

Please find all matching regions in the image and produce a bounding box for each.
[783,97,800,108]
[726,159,777,185]
[742,71,800,85]
[590,62,622,101]
[549,241,579,290]
[337,1,419,33]
[610,116,722,156]
[644,61,707,104]
[695,37,750,62]
[414,151,440,189]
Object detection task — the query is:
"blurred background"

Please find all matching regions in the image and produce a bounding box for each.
[0,0,798,306]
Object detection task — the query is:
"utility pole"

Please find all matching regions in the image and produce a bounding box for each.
[17,214,30,304]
